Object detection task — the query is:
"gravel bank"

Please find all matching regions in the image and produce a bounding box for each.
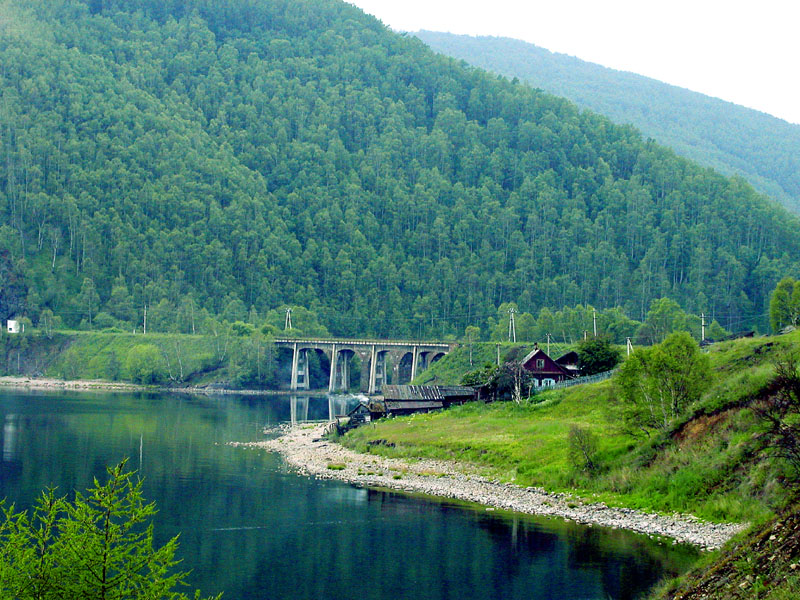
[235,423,747,551]
[0,376,149,392]
[0,376,304,396]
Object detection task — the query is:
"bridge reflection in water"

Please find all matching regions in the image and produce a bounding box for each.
[288,394,362,427]
[274,338,455,394]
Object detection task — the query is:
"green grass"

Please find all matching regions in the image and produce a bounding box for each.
[346,332,800,523]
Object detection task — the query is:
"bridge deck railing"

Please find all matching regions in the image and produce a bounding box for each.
[273,338,453,347]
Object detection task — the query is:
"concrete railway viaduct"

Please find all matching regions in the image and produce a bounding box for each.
[273,338,455,394]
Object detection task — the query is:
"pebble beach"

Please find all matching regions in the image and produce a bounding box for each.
[235,423,747,551]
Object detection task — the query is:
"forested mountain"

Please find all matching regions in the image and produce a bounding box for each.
[1,0,799,339]
[414,31,800,213]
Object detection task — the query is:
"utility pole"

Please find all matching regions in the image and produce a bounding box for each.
[626,337,633,356]
[546,333,552,356]
[143,304,147,335]
[701,312,706,342]
[592,308,597,337]
[496,343,500,367]
[508,307,517,343]
[284,307,292,330]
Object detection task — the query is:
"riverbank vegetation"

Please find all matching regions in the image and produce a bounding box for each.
[345,331,800,525]
[0,328,277,389]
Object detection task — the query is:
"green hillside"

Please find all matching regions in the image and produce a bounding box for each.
[414,31,800,213]
[1,0,799,340]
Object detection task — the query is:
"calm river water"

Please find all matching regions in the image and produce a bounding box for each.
[0,390,697,599]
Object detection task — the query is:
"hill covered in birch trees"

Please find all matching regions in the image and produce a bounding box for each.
[1,0,799,339]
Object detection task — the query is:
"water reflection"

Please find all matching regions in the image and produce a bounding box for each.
[3,414,17,462]
[288,394,361,426]
[0,390,697,600]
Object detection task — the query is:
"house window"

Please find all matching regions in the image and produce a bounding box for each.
[536,359,545,369]
[542,378,555,387]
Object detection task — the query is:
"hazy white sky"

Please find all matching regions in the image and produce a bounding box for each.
[348,0,800,125]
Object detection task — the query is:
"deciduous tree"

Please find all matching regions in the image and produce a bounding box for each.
[614,332,710,436]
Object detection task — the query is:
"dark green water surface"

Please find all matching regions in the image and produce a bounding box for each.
[0,390,697,599]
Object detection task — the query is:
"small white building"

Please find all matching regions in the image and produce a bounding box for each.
[7,320,20,334]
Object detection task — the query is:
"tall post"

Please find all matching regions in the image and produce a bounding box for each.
[496,343,500,367]
[328,344,338,392]
[701,312,706,342]
[411,346,419,382]
[368,345,377,395]
[626,337,633,356]
[592,308,597,337]
[508,307,517,343]
[546,333,552,356]
[290,343,299,391]
[284,307,292,330]
[143,304,147,335]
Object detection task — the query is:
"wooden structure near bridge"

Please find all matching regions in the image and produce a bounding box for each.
[369,385,477,417]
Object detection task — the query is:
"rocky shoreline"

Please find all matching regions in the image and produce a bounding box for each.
[0,375,311,396]
[0,376,149,392]
[237,423,748,551]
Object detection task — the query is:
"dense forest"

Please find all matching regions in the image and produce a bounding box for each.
[415,31,800,214]
[1,0,799,340]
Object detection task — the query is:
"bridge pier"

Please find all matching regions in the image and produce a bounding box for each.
[340,354,350,391]
[328,348,350,392]
[368,346,390,394]
[375,352,387,390]
[298,350,310,390]
[328,344,337,392]
[290,343,299,391]
[359,351,371,394]
[410,345,420,382]
[290,345,310,391]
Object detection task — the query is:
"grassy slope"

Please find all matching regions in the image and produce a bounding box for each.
[412,342,528,385]
[346,333,800,524]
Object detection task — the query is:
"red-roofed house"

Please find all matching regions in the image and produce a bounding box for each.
[521,344,574,388]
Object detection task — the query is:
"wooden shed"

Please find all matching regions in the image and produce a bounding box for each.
[370,385,477,418]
